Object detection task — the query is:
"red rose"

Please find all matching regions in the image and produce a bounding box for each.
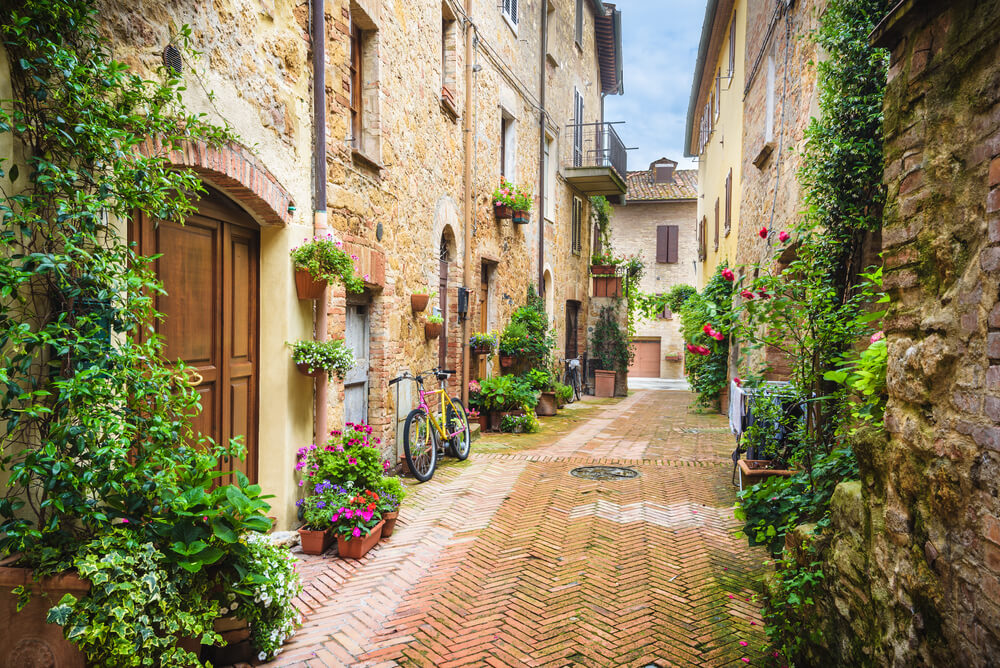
[721,268,735,281]
[734,377,743,387]
[740,290,755,300]
[778,230,790,243]
[758,227,768,239]
[703,324,713,335]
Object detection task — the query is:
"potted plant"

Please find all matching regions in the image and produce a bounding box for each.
[425,313,444,340]
[291,234,365,300]
[554,382,574,408]
[468,380,490,431]
[590,306,631,397]
[589,250,621,276]
[470,331,497,356]
[492,178,517,220]
[411,288,436,313]
[296,479,350,554]
[290,339,355,379]
[499,412,540,433]
[479,375,538,431]
[372,474,406,539]
[525,368,557,416]
[498,288,555,368]
[330,490,384,559]
[511,185,533,225]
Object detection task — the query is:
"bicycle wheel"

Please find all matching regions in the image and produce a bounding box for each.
[403,408,437,482]
[562,369,576,403]
[446,399,471,461]
[569,369,582,402]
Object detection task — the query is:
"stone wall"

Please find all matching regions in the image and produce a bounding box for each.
[609,196,697,379]
[785,3,1000,665]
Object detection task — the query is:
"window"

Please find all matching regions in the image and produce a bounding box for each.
[657,298,673,320]
[714,75,721,123]
[502,0,518,27]
[714,198,720,252]
[724,169,732,236]
[349,24,362,148]
[728,17,736,78]
[544,134,555,220]
[441,4,457,108]
[573,88,584,166]
[572,197,583,255]
[656,225,679,264]
[575,0,583,46]
[698,217,707,261]
[765,53,776,143]
[500,112,516,178]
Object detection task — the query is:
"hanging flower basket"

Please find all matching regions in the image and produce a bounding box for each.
[425,322,443,340]
[296,362,325,378]
[295,268,327,300]
[494,204,513,220]
[499,354,515,368]
[411,293,430,312]
[590,264,616,276]
[512,210,531,225]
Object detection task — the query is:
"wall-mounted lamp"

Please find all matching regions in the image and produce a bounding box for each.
[457,287,470,321]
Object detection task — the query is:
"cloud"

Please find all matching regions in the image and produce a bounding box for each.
[605,0,705,170]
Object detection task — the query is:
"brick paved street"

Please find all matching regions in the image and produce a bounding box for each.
[270,390,768,667]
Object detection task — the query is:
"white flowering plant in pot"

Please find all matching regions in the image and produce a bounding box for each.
[290,339,355,379]
[223,532,303,661]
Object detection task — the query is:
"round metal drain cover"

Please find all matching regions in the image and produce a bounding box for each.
[570,466,639,481]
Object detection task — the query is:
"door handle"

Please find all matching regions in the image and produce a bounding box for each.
[175,367,204,386]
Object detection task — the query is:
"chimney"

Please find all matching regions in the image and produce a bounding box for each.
[652,158,677,185]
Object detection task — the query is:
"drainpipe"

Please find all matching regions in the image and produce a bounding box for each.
[537,0,547,297]
[312,0,329,442]
[461,0,474,408]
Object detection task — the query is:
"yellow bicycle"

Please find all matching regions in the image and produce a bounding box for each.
[388,368,470,482]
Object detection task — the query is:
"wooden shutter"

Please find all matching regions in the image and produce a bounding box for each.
[714,198,720,251]
[573,89,584,166]
[724,169,732,236]
[699,217,707,261]
[667,225,678,263]
[656,225,668,263]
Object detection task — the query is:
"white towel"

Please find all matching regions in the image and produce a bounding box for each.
[728,380,745,437]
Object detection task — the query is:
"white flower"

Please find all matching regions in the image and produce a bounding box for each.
[220,607,229,615]
[259,651,268,661]
[231,602,238,610]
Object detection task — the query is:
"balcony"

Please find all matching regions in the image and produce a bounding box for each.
[560,122,628,197]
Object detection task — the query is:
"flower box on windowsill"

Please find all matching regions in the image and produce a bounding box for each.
[736,459,797,491]
[590,264,617,276]
[512,209,531,225]
[494,204,513,220]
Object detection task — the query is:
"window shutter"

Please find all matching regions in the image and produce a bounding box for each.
[593,222,602,256]
[724,169,732,235]
[656,225,668,263]
[667,225,679,263]
[714,199,720,251]
[510,0,517,24]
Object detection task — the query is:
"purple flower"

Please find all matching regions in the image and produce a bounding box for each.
[316,501,326,509]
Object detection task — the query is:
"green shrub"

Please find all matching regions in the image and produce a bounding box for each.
[478,375,538,411]
[590,306,632,372]
[678,263,734,404]
[500,413,540,433]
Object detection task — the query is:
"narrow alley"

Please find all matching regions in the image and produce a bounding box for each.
[272,391,767,667]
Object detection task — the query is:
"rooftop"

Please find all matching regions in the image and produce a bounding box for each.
[625,164,697,201]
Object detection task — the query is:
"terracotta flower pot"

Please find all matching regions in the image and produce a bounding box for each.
[295,268,327,300]
[594,369,616,398]
[425,322,443,339]
[499,354,515,368]
[536,391,557,416]
[336,520,385,559]
[298,527,333,555]
[201,615,252,664]
[592,275,623,298]
[296,362,326,378]
[411,293,430,312]
[736,460,797,491]
[476,413,489,432]
[590,264,616,276]
[0,566,90,667]
[489,409,524,432]
[512,209,531,225]
[471,345,492,356]
[381,511,399,538]
[494,204,513,220]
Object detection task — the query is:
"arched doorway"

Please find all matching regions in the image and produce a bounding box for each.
[133,187,260,484]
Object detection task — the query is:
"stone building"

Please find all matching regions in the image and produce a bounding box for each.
[609,159,697,380]
[0,0,626,528]
[778,2,1000,664]
[684,0,746,290]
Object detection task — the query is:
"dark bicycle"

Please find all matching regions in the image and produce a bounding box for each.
[562,357,583,402]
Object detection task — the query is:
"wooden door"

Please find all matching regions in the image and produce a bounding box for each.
[478,263,490,379]
[565,301,580,359]
[344,302,370,424]
[439,258,448,370]
[134,192,260,484]
[628,339,661,378]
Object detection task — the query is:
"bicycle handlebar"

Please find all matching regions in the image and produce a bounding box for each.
[388,368,455,386]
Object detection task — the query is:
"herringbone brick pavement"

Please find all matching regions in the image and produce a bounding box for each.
[267,391,768,667]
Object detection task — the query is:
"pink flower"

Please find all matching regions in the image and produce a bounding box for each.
[122,519,129,524]
[721,268,735,281]
[348,456,357,465]
[778,230,790,243]
[362,510,373,522]
[332,513,340,521]
[739,641,748,647]
[870,330,884,344]
[344,509,354,519]
[757,290,770,300]
[740,290,755,300]
[758,227,768,239]
[741,659,749,664]
[703,324,714,335]
[711,331,724,341]
[203,516,209,521]
[352,527,362,538]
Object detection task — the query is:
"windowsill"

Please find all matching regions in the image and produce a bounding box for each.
[440,87,460,120]
[351,148,383,172]
[575,41,583,53]
[503,13,518,36]
[546,52,560,68]
[753,141,775,169]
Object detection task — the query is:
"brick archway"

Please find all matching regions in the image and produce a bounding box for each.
[140,137,294,227]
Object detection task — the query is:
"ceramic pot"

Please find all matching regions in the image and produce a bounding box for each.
[294,268,327,300]
[296,362,326,378]
[736,460,797,492]
[594,369,616,398]
[0,566,90,667]
[337,520,385,559]
[411,294,430,312]
[298,527,333,555]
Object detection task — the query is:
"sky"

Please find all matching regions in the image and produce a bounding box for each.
[604,0,706,173]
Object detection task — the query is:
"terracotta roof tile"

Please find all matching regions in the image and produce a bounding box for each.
[626,168,698,201]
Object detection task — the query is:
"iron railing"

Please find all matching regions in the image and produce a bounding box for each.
[562,121,627,180]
